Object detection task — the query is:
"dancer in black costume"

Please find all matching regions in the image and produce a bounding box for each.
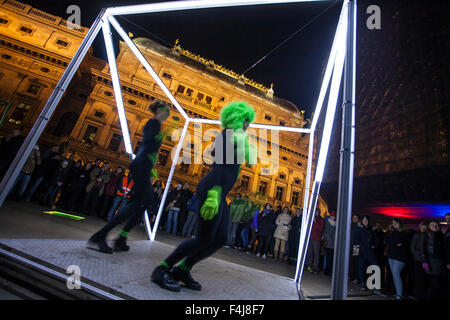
[151,101,257,292]
[87,100,170,253]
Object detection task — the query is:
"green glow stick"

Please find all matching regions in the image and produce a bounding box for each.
[43,211,85,221]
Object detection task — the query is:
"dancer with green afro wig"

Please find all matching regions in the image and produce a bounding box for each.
[152,101,257,292]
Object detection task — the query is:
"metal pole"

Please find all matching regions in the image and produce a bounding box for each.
[331,0,356,300]
[0,9,107,207]
[150,120,190,241]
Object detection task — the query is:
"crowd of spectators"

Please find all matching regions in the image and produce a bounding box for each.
[307,211,450,300]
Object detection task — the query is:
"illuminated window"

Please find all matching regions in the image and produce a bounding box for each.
[205,96,212,105]
[275,186,284,201]
[265,114,272,121]
[292,191,300,206]
[180,162,189,173]
[9,102,31,125]
[162,72,172,79]
[82,125,98,145]
[280,121,286,126]
[258,180,268,196]
[158,149,169,167]
[0,18,9,25]
[40,67,50,73]
[240,175,250,191]
[19,26,33,34]
[197,92,204,101]
[108,133,123,152]
[127,100,137,106]
[279,173,286,180]
[26,84,40,95]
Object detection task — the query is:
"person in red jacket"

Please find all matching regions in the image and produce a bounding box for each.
[306,208,325,273]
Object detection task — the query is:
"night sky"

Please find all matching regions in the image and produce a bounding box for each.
[19,0,343,118]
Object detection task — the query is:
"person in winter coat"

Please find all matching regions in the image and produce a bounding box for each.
[240,200,256,252]
[10,145,40,200]
[322,212,337,276]
[423,220,445,299]
[354,215,379,290]
[287,208,302,264]
[181,193,199,238]
[165,184,183,234]
[306,209,325,273]
[257,203,276,259]
[409,221,428,299]
[349,214,361,282]
[67,162,92,213]
[57,159,82,210]
[226,193,246,248]
[385,218,409,300]
[106,172,134,222]
[0,128,24,178]
[245,205,261,253]
[41,159,69,207]
[84,162,111,216]
[100,167,123,219]
[176,183,194,236]
[273,207,292,261]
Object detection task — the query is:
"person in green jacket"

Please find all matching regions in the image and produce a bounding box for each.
[225,193,246,248]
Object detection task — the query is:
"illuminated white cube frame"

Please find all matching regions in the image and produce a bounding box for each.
[0,0,355,293]
[105,0,353,288]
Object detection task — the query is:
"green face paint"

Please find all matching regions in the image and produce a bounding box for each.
[43,211,85,221]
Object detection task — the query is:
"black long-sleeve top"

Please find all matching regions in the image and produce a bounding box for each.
[139,118,162,160]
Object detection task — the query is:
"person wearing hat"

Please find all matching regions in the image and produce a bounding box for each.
[322,211,337,276]
[87,100,171,253]
[9,145,41,200]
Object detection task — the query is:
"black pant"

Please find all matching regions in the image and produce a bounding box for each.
[84,187,101,216]
[412,261,427,299]
[325,248,334,276]
[93,155,153,238]
[257,235,270,255]
[163,166,237,269]
[426,274,441,300]
[101,194,114,218]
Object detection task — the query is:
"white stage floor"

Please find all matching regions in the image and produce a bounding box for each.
[0,239,299,300]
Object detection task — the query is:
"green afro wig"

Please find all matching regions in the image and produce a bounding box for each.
[220,101,256,130]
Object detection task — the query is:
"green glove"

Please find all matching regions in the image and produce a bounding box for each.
[150,168,158,178]
[147,151,158,165]
[200,185,222,220]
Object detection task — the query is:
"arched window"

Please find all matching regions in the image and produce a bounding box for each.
[53,112,79,137]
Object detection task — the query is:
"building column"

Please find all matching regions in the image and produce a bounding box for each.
[71,97,95,139]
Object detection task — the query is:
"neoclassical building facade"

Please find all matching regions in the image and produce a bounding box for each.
[0,0,329,213]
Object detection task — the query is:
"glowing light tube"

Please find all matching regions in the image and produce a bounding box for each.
[296,1,349,283]
[311,14,348,184]
[106,0,328,17]
[310,1,348,132]
[108,16,190,121]
[102,20,134,155]
[150,120,190,241]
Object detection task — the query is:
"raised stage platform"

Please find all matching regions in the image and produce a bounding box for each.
[0,239,299,300]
